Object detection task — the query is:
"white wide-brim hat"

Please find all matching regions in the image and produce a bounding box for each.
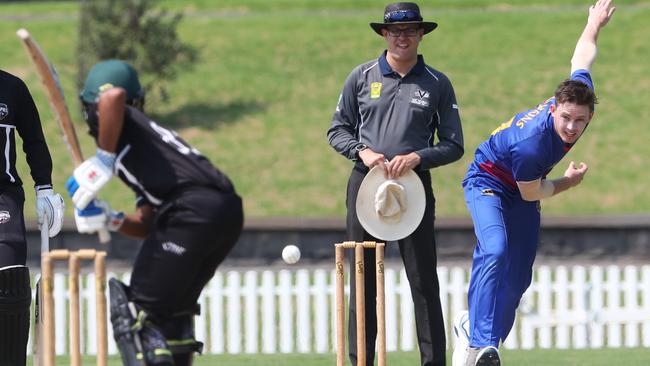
[356,165,426,241]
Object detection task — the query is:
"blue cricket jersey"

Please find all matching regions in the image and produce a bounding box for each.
[464,69,594,196]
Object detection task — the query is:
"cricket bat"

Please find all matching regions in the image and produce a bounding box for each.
[32,218,49,366]
[17,28,111,244]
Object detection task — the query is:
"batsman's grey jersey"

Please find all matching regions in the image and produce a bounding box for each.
[328,52,463,170]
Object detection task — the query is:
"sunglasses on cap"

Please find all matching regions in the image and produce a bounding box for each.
[384,10,422,23]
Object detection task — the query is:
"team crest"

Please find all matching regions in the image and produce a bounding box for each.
[0,104,8,120]
[370,82,382,99]
[0,210,10,224]
[99,83,114,94]
[410,88,430,107]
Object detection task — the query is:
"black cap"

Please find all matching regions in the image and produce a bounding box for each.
[370,2,438,36]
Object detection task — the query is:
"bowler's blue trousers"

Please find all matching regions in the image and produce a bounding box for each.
[463,179,540,347]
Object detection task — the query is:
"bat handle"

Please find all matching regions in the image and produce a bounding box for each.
[40,213,49,253]
[98,228,111,244]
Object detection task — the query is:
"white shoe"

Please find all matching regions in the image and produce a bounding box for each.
[452,310,471,366]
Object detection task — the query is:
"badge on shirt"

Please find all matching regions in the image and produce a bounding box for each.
[0,103,8,120]
[370,82,382,99]
[410,89,430,107]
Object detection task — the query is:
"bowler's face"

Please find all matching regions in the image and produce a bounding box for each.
[382,25,423,62]
[552,102,593,144]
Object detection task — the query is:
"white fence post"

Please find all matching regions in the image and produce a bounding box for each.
[296,269,311,353]
[535,266,552,349]
[244,270,259,353]
[555,266,569,349]
[54,273,67,355]
[399,268,415,351]
[642,266,650,347]
[208,272,224,354]
[572,266,588,349]
[313,269,329,353]
[606,266,622,347]
[261,270,276,353]
[385,268,398,352]
[623,265,639,347]
[226,271,242,354]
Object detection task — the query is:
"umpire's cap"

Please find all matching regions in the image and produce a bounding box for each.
[370,2,438,35]
[80,60,143,104]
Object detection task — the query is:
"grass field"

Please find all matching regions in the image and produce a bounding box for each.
[1,1,649,218]
[32,347,650,365]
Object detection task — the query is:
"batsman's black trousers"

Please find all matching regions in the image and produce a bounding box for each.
[0,186,27,267]
[346,165,446,366]
[129,185,243,316]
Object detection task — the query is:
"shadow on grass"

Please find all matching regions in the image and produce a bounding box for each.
[151,100,266,130]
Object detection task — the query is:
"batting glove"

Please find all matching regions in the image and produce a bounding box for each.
[66,148,115,209]
[74,199,124,234]
[95,199,125,232]
[35,185,65,237]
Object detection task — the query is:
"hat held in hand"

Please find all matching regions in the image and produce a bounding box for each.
[356,165,426,241]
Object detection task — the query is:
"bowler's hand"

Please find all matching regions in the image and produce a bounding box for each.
[589,0,616,29]
[359,148,386,169]
[385,152,421,179]
[564,161,588,187]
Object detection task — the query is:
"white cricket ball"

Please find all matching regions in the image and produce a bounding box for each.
[282,245,301,264]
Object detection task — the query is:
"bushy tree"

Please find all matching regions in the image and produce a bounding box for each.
[77,0,198,103]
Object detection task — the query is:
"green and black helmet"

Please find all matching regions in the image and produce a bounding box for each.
[80,60,144,107]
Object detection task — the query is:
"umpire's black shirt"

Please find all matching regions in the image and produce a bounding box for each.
[0,70,52,187]
[328,51,464,170]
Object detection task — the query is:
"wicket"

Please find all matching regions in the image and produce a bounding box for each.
[335,241,386,366]
[40,249,108,366]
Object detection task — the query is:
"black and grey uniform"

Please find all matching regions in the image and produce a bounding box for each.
[85,104,243,341]
[0,70,53,267]
[328,52,464,366]
[1,70,52,366]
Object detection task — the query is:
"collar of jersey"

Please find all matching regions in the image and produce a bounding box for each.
[379,51,426,77]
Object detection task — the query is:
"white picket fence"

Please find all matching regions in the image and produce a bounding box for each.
[28,264,650,356]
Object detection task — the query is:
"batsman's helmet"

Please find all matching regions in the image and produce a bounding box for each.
[80,60,144,106]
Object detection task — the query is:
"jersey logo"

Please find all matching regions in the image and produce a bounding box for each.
[370,82,382,99]
[99,83,114,94]
[0,210,10,224]
[410,88,430,107]
[0,103,8,120]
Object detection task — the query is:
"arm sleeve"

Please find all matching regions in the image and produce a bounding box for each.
[511,136,547,182]
[416,77,464,169]
[327,68,363,160]
[15,79,53,187]
[570,69,594,90]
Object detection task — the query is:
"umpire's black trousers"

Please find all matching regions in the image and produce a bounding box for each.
[346,165,446,366]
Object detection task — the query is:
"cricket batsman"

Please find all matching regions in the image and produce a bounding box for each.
[0,69,64,366]
[453,1,616,365]
[65,60,243,366]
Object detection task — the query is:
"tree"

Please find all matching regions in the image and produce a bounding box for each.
[77,0,198,104]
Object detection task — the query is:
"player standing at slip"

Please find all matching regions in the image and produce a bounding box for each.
[453,1,616,365]
[65,60,243,366]
[0,70,64,366]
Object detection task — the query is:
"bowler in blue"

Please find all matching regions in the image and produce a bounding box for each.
[453,1,617,365]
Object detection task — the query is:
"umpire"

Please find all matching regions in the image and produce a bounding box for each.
[65,60,243,366]
[327,3,464,366]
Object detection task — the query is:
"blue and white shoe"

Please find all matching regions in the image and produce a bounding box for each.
[452,311,470,366]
